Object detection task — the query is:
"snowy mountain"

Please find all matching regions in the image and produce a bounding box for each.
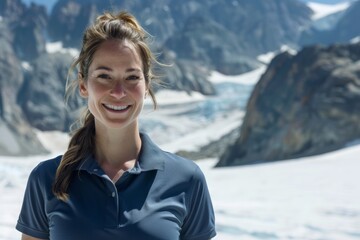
[307,1,351,19]
[1,0,358,161]
[300,0,360,45]
[1,1,359,239]
[301,0,355,3]
[0,0,313,156]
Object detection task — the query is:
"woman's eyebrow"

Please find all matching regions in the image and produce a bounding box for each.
[93,67,142,73]
[126,68,142,73]
[94,66,112,71]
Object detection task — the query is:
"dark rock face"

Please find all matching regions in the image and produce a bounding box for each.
[0,30,24,123]
[48,0,97,48]
[48,0,312,70]
[206,0,312,56]
[217,42,360,167]
[13,3,48,60]
[300,0,360,46]
[331,0,360,42]
[165,15,261,75]
[18,52,82,131]
[0,0,26,23]
[1,0,48,60]
[158,49,216,95]
[0,24,47,155]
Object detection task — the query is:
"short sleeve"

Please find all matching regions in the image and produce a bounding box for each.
[180,166,216,240]
[16,163,50,239]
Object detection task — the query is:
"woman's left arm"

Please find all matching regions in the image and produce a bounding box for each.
[180,166,216,240]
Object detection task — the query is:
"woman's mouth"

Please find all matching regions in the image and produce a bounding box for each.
[103,104,130,111]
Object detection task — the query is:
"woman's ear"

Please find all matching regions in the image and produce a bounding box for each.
[78,73,88,98]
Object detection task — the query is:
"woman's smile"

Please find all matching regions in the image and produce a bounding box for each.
[103,103,131,112]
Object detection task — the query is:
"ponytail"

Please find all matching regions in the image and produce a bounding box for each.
[52,111,95,201]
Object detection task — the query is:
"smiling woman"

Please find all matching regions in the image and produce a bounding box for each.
[79,39,147,131]
[15,11,216,240]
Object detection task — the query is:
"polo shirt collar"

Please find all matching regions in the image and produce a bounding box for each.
[137,132,165,171]
[76,132,165,173]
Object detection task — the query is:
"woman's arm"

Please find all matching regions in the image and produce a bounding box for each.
[21,234,46,240]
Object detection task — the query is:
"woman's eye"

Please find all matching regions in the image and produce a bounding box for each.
[127,75,140,81]
[98,74,111,79]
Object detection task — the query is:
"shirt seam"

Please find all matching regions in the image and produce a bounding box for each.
[16,221,49,239]
[183,227,217,240]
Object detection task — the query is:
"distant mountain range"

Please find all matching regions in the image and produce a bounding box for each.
[0,0,359,160]
[300,0,355,3]
[21,0,356,11]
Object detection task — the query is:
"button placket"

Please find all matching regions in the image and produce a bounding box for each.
[100,174,120,226]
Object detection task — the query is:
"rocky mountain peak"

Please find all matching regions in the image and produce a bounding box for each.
[217,42,360,167]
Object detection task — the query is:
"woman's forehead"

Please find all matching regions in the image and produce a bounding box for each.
[90,39,143,70]
[96,39,139,56]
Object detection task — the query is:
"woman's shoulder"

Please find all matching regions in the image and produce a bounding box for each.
[140,133,201,173]
[163,151,198,168]
[29,155,62,179]
[161,151,205,180]
[23,155,63,195]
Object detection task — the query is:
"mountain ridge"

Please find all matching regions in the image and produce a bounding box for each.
[0,0,359,159]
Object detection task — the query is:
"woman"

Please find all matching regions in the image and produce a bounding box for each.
[16,11,216,240]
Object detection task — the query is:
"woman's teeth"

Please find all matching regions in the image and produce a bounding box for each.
[104,104,129,111]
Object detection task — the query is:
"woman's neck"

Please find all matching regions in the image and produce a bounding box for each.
[94,122,142,173]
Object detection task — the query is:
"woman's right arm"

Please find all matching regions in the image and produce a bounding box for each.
[17,161,55,240]
[22,233,46,240]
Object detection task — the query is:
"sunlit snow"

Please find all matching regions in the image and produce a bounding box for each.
[350,36,360,44]
[1,129,360,240]
[257,45,297,64]
[46,42,79,57]
[307,1,351,20]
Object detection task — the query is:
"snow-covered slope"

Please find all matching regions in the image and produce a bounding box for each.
[1,132,360,240]
[199,145,360,240]
[307,1,352,20]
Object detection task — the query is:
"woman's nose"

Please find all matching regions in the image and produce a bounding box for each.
[110,82,126,98]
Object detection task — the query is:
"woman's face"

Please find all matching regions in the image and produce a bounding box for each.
[79,39,147,130]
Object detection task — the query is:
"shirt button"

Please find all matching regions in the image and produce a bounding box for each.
[111,192,116,197]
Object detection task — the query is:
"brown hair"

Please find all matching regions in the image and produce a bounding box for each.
[53,11,159,201]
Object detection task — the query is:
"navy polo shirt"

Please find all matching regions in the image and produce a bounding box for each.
[16,133,216,240]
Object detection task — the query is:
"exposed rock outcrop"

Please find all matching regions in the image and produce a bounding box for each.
[18,52,82,131]
[0,23,47,155]
[13,3,48,60]
[217,42,360,167]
